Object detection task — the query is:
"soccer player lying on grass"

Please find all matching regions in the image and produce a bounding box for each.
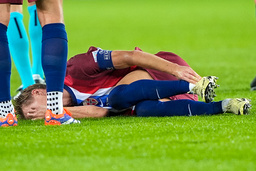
[14,47,251,121]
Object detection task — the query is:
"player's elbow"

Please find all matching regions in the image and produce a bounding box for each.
[97,108,109,117]
[123,50,140,66]
[112,50,141,69]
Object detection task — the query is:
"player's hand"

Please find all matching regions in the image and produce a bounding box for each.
[26,111,45,120]
[174,65,201,84]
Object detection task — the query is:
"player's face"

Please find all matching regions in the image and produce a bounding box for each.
[22,94,47,120]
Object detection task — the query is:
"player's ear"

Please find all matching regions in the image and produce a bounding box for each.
[31,89,46,95]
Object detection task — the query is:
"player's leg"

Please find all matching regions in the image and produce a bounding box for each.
[109,77,218,110]
[109,79,191,110]
[135,98,251,117]
[35,0,64,26]
[135,100,223,116]
[0,3,17,126]
[28,2,44,80]
[7,4,34,89]
[35,0,79,125]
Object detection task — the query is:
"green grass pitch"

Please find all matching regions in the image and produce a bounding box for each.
[1,0,256,170]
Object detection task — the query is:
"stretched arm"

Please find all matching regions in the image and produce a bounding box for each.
[65,105,108,118]
[64,106,127,118]
[111,50,201,84]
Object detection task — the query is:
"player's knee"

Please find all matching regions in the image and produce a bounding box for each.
[108,85,129,109]
[36,1,64,26]
[135,101,152,117]
[0,11,11,26]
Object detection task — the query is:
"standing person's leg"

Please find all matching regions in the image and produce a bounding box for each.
[35,0,79,125]
[7,4,34,89]
[0,3,17,127]
[28,2,44,80]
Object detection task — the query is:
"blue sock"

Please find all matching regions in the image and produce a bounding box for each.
[7,12,34,89]
[135,100,223,117]
[109,79,190,109]
[28,5,44,79]
[42,23,68,92]
[0,23,11,101]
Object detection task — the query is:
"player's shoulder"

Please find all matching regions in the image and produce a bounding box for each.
[68,46,98,61]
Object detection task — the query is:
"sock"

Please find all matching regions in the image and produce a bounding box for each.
[7,12,34,89]
[0,24,15,117]
[42,23,68,114]
[0,100,15,118]
[189,83,196,91]
[47,92,63,114]
[109,79,190,110]
[221,99,231,112]
[135,100,223,117]
[28,5,44,79]
[0,23,12,102]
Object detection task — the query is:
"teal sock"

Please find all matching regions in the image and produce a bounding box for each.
[28,5,44,79]
[7,12,34,89]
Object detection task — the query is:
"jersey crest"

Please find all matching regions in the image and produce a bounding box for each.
[83,98,99,106]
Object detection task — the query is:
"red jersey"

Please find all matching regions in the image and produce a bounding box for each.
[64,46,197,108]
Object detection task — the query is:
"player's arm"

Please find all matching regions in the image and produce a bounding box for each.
[111,50,201,84]
[26,104,108,120]
[65,105,108,118]
[64,106,125,118]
